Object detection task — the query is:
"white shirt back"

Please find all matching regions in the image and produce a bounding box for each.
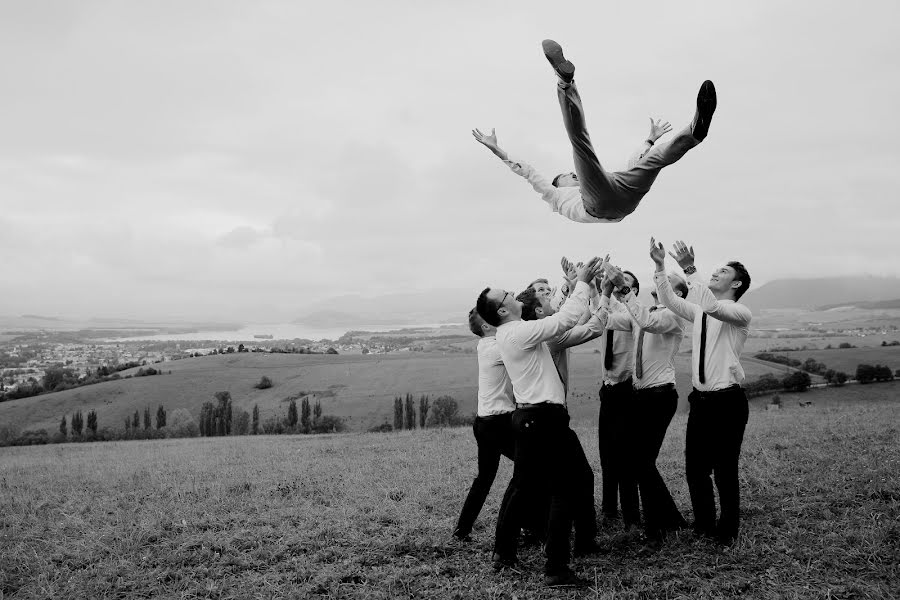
[476,336,515,416]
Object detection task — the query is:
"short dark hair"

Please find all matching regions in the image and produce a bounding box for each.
[516,288,541,321]
[551,173,564,187]
[623,270,640,296]
[728,261,751,300]
[670,273,688,297]
[468,308,487,337]
[527,278,549,290]
[476,287,502,327]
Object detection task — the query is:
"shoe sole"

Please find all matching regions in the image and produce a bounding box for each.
[541,39,575,81]
[692,80,717,140]
[697,80,717,120]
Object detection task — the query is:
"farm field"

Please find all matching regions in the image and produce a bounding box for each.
[2,382,898,598]
[0,345,802,435]
[772,346,900,375]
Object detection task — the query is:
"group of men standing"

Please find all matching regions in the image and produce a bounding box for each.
[454,241,752,588]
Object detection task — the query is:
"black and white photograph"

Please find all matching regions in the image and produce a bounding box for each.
[1,0,898,597]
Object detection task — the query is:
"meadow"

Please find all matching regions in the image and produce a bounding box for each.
[1,382,898,599]
[0,346,802,435]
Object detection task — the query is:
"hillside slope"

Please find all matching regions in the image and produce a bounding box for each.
[0,349,801,434]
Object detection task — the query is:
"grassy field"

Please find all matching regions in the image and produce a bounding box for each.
[0,345,805,435]
[2,382,898,599]
[771,346,900,375]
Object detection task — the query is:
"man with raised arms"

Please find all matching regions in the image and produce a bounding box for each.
[472,40,716,223]
[651,237,752,544]
[475,256,605,587]
[603,263,691,543]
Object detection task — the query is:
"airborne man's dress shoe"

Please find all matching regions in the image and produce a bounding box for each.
[691,80,717,141]
[541,39,575,84]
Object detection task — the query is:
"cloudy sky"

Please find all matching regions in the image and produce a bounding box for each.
[1,0,898,322]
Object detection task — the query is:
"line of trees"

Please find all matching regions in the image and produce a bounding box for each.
[374,394,472,432]
[856,364,895,384]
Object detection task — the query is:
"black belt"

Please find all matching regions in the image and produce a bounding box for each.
[515,402,566,410]
[635,382,676,394]
[601,378,633,391]
[476,412,513,421]
[690,384,741,400]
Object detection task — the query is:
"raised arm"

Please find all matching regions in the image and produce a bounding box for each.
[598,268,632,332]
[471,127,562,208]
[551,296,610,350]
[516,257,606,348]
[650,237,696,322]
[620,292,684,334]
[669,240,752,328]
[626,117,673,169]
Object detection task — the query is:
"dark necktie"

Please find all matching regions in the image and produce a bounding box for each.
[604,330,614,370]
[699,313,708,384]
[634,306,658,380]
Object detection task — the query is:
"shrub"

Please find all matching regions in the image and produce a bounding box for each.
[782,371,811,392]
[427,395,461,428]
[368,422,393,433]
[261,417,285,435]
[838,342,855,349]
[233,409,251,435]
[166,408,199,438]
[856,364,876,384]
[311,414,347,434]
[255,376,273,389]
[12,429,50,446]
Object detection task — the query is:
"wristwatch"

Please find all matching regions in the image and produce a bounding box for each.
[683,265,697,275]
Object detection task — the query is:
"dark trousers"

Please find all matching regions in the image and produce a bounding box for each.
[598,379,639,526]
[515,428,597,547]
[454,413,515,537]
[494,404,576,576]
[628,384,687,537]
[685,386,749,542]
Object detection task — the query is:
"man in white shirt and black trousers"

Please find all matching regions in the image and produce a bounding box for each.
[597,270,640,529]
[475,256,605,588]
[603,264,691,543]
[651,237,752,544]
[452,308,517,541]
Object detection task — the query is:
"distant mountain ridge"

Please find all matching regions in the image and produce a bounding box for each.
[289,277,900,327]
[296,290,473,327]
[742,275,900,312]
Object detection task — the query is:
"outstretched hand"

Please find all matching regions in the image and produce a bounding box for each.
[647,118,673,143]
[650,237,666,270]
[472,128,499,149]
[575,255,607,284]
[604,263,628,291]
[561,256,576,284]
[668,240,695,270]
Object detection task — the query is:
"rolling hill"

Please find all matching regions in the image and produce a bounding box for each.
[0,347,803,435]
[742,275,900,312]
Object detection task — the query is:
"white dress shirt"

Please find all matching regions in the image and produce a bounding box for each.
[600,300,635,385]
[495,281,591,405]
[504,159,620,223]
[620,282,687,390]
[476,336,515,417]
[656,270,752,391]
[546,296,610,396]
[502,144,651,224]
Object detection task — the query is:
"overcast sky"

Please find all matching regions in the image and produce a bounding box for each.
[1,0,898,322]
